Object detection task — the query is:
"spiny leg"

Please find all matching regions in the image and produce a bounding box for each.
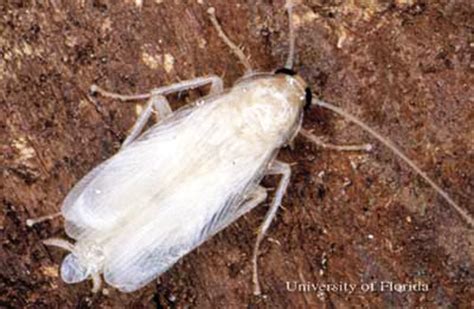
[90,75,224,102]
[90,75,224,147]
[205,187,269,240]
[91,272,102,293]
[214,186,268,234]
[252,160,291,296]
[120,94,170,149]
[43,238,75,252]
[155,75,224,96]
[207,7,253,74]
[235,187,268,219]
[26,211,62,227]
[299,128,372,152]
[90,84,149,101]
[151,89,173,118]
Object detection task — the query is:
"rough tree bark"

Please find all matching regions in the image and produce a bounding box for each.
[1,0,473,307]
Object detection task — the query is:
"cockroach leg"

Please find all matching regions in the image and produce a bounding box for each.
[91,272,102,293]
[235,187,268,219]
[89,84,150,101]
[91,76,224,107]
[90,75,224,103]
[150,75,224,96]
[214,186,269,235]
[252,160,291,296]
[26,211,62,227]
[150,91,173,118]
[121,94,171,149]
[43,238,75,252]
[91,76,225,149]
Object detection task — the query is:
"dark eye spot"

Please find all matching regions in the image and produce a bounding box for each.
[274,67,296,76]
[304,87,312,111]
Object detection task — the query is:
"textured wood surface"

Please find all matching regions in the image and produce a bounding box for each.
[1,0,473,307]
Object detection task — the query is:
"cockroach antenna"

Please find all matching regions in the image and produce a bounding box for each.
[310,99,474,228]
[285,0,296,70]
[283,0,473,227]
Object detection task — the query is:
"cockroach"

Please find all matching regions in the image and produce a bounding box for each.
[27,1,473,295]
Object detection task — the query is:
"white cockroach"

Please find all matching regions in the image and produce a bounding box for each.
[27,2,473,295]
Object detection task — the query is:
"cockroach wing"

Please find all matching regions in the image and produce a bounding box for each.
[101,145,273,292]
[61,143,169,237]
[60,106,204,238]
[98,109,276,292]
[61,161,110,238]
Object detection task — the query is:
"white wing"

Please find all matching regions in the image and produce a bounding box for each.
[102,154,272,292]
[97,94,277,291]
[61,104,207,238]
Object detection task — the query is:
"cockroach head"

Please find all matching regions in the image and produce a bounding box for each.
[272,0,314,110]
[274,67,312,110]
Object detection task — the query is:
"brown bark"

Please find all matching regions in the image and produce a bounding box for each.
[1,0,473,307]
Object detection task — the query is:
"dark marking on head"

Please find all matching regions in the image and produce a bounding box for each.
[274,68,296,76]
[304,87,312,111]
[275,68,311,110]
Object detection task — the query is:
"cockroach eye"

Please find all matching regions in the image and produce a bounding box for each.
[304,87,312,111]
[274,67,297,76]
